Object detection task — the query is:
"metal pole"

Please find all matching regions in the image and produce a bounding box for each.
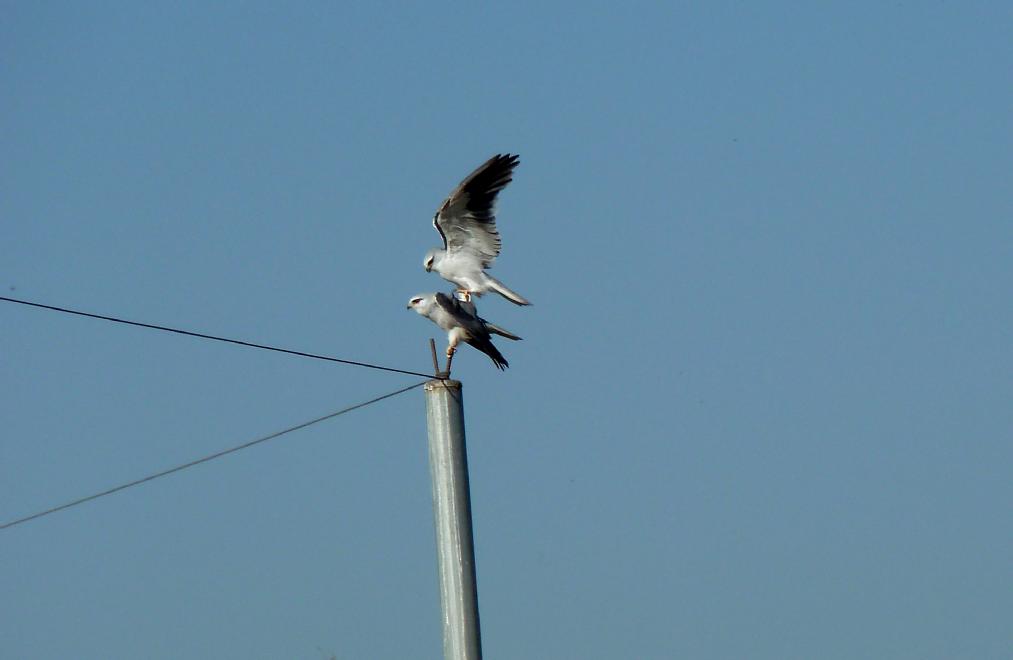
[425,379,483,660]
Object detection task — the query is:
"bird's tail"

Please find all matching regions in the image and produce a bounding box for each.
[485,275,531,306]
[485,343,510,370]
[485,322,522,341]
[470,337,510,370]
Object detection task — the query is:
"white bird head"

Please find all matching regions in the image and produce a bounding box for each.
[407,293,437,315]
[423,249,443,273]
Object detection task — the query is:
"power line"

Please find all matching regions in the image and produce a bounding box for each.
[0,295,439,380]
[0,381,426,530]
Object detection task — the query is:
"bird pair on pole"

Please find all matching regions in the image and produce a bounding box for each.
[408,154,529,372]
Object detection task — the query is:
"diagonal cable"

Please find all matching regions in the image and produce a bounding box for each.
[0,295,438,379]
[0,381,426,530]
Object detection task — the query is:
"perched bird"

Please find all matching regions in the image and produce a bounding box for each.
[407,292,522,370]
[423,154,531,305]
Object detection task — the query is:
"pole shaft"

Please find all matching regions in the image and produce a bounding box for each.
[424,379,482,660]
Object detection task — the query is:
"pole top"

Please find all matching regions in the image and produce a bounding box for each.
[425,379,462,392]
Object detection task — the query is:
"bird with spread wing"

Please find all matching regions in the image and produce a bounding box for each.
[422,154,530,305]
[407,292,522,370]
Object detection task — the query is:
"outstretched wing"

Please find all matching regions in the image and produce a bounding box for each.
[433,154,520,267]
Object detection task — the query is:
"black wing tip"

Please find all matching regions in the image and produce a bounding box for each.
[472,154,520,189]
[490,153,520,169]
[477,339,510,370]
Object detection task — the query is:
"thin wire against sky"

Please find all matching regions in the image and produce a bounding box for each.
[0,381,426,530]
[0,295,440,380]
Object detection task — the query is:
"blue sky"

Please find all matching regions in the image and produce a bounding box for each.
[2,3,1011,658]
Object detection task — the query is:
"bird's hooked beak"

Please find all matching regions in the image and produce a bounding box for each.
[406,302,414,309]
[424,263,432,273]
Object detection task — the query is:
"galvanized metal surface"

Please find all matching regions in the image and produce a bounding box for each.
[424,379,483,660]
